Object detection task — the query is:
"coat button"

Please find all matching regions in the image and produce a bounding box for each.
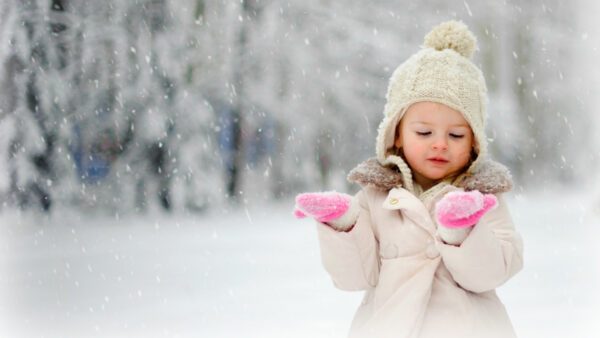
[389,198,398,205]
[382,243,398,259]
[425,244,440,259]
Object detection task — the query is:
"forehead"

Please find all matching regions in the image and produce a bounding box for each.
[403,101,469,126]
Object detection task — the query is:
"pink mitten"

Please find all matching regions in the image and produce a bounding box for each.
[435,190,497,228]
[294,192,353,222]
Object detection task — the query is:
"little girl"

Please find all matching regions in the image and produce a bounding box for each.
[294,21,523,338]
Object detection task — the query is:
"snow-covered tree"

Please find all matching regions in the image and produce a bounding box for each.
[0,0,593,213]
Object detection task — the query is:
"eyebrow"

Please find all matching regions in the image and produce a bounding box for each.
[410,121,470,128]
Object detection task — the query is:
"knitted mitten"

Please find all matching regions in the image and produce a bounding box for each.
[294,192,359,231]
[434,191,497,245]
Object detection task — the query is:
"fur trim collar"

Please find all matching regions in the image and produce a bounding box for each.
[347,157,513,194]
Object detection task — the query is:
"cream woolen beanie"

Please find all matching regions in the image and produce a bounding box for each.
[375,20,489,193]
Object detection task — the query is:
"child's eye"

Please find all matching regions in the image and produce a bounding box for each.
[416,131,431,136]
[450,133,464,139]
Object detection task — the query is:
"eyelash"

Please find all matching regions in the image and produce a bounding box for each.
[416,132,464,139]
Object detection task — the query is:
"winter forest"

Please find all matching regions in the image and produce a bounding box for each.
[1,0,599,337]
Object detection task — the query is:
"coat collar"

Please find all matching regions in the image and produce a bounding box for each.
[347,157,513,194]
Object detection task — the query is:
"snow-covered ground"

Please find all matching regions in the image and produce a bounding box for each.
[1,190,599,337]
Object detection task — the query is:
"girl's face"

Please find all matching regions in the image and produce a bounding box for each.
[394,101,474,190]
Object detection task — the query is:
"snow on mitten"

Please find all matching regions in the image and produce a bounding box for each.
[294,192,359,231]
[434,191,497,245]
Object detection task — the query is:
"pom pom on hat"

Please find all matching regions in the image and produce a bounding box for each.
[423,20,477,59]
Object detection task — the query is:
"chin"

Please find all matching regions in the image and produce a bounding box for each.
[423,171,446,181]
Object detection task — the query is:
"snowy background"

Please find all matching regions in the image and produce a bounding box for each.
[1,0,600,337]
[1,191,599,337]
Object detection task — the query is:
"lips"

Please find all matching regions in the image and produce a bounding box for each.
[428,156,448,165]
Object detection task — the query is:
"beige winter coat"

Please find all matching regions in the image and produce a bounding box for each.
[316,159,523,338]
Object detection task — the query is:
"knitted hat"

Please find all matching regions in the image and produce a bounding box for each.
[375,20,488,193]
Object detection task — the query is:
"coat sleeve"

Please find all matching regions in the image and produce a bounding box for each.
[315,188,380,291]
[436,195,523,293]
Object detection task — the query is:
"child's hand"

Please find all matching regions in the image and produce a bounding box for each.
[294,192,358,231]
[435,190,497,228]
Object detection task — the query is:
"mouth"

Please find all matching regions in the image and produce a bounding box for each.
[427,157,449,165]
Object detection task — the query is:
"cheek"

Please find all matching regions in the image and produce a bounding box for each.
[453,142,473,164]
[402,139,426,161]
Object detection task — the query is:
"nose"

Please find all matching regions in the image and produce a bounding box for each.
[431,136,448,151]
